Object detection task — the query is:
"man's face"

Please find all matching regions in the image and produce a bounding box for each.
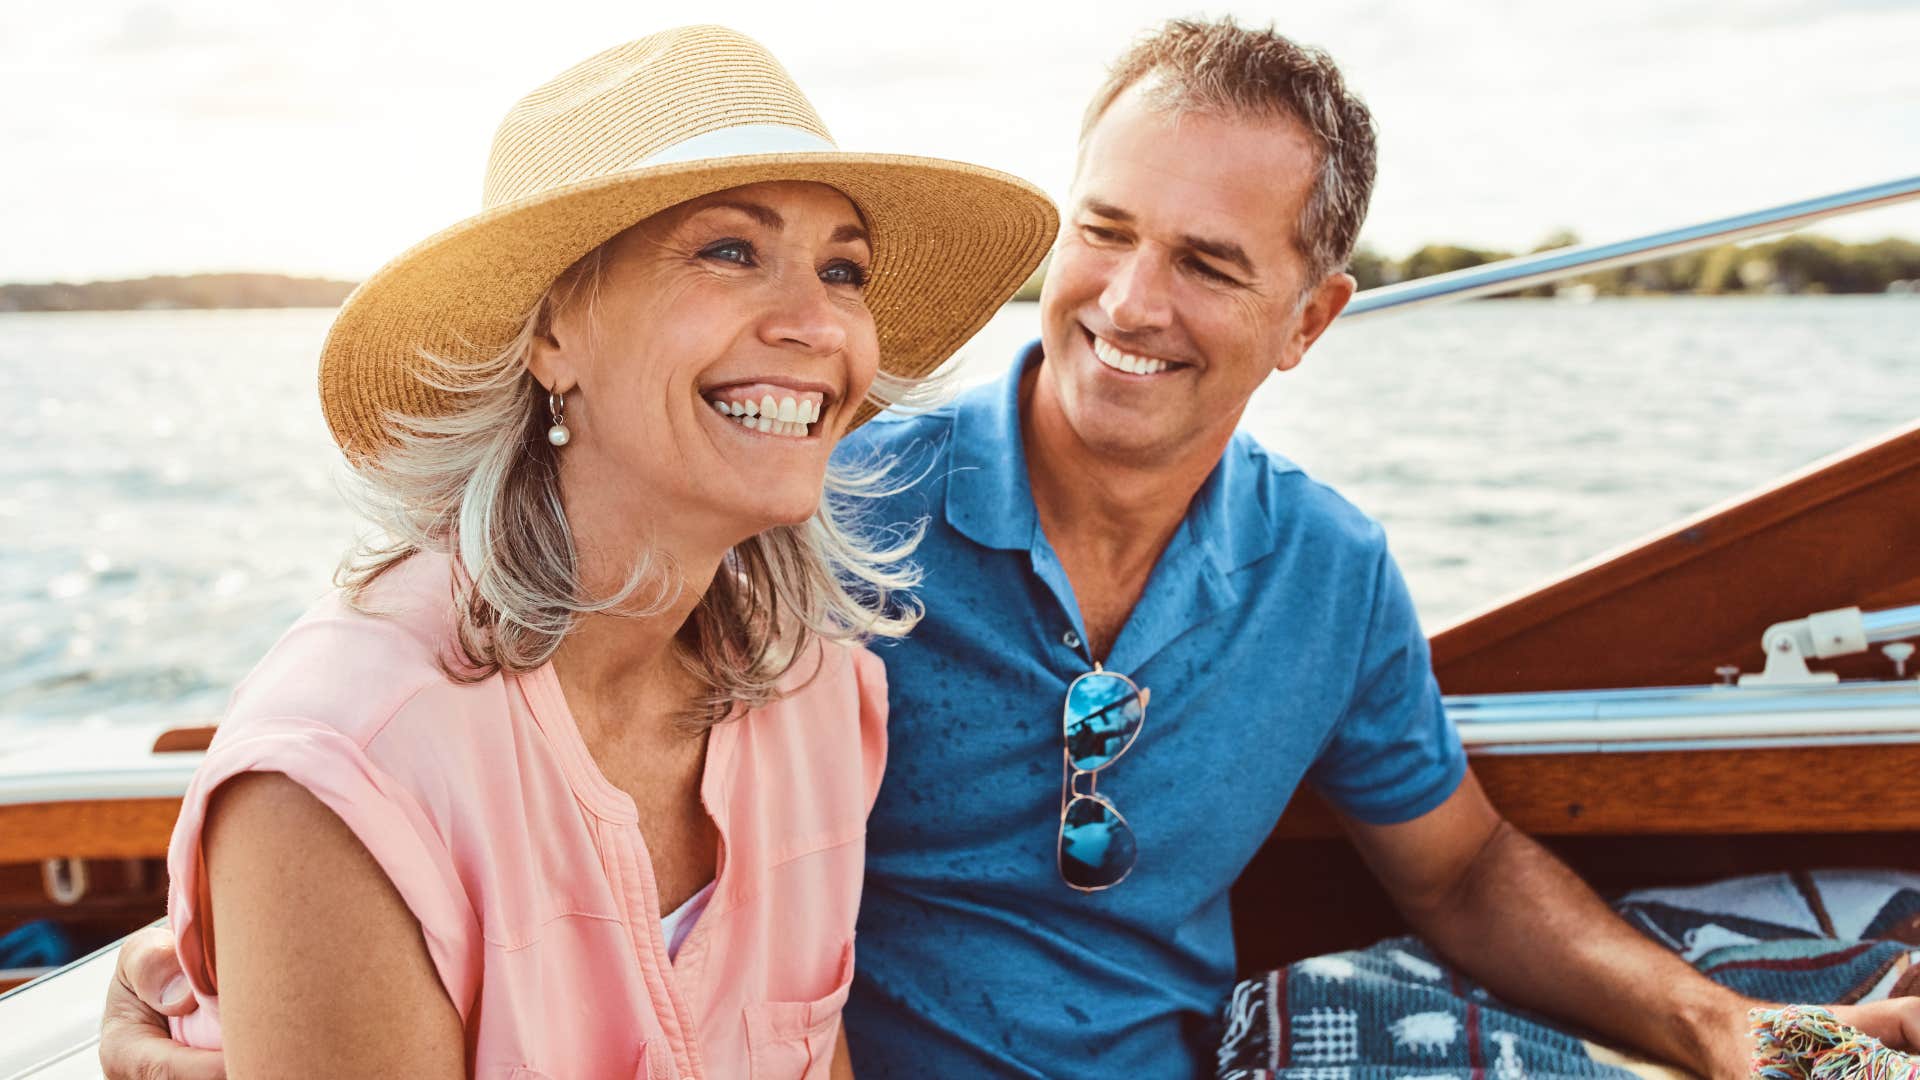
[1038,81,1353,465]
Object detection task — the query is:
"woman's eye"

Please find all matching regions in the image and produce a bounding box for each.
[700,240,756,266]
[821,259,870,288]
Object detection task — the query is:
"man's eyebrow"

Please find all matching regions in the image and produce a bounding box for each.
[702,200,784,229]
[1182,233,1253,277]
[1081,198,1253,276]
[1080,199,1134,222]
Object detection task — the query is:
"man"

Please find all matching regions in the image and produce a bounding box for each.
[102,17,1919,1079]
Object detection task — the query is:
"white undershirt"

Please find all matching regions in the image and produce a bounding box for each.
[662,880,716,960]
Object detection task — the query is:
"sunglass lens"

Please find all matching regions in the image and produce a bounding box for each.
[1064,672,1144,771]
[1060,795,1137,890]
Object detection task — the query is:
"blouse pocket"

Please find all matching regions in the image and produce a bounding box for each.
[743,939,855,1079]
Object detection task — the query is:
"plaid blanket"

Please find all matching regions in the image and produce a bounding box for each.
[1218,870,1920,1080]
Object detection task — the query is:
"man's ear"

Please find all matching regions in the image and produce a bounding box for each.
[527,303,580,395]
[1275,271,1357,374]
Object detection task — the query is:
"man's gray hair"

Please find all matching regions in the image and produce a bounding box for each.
[1082,17,1379,282]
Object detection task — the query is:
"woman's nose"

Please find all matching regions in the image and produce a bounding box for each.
[758,271,848,356]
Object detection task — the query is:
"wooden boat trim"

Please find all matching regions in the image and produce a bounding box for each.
[1429,418,1920,694]
[0,799,183,864]
[1271,740,1920,839]
[150,724,217,753]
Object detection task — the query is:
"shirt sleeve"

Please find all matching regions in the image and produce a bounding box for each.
[165,717,482,1047]
[1306,545,1468,825]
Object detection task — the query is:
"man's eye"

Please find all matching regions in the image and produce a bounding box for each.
[821,259,870,288]
[701,240,756,265]
[1187,258,1236,284]
[1081,225,1123,244]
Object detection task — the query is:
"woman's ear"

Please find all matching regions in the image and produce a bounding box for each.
[527,304,580,395]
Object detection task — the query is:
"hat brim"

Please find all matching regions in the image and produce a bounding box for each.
[318,152,1058,461]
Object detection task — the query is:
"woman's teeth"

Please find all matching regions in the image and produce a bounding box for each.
[1092,335,1172,375]
[706,393,821,438]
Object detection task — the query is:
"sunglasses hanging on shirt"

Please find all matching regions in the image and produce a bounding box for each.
[1057,665,1150,892]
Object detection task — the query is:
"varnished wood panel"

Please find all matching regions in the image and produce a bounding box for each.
[0,799,182,864]
[151,725,216,753]
[1430,420,1920,694]
[1269,743,1920,840]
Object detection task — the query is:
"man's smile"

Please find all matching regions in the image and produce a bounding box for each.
[1086,329,1188,377]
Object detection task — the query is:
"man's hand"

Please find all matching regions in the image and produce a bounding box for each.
[100,926,226,1080]
[1830,998,1920,1054]
[1340,772,1920,1079]
[1692,996,1920,1078]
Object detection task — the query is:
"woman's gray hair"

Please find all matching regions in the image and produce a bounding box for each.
[337,245,929,729]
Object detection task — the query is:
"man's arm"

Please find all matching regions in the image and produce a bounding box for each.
[1342,768,1920,1079]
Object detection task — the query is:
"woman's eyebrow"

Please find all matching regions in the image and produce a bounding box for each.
[694,201,866,246]
[701,199,784,229]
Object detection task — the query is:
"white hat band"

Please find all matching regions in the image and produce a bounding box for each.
[638,123,837,168]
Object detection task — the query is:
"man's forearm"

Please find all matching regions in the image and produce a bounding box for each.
[1398,821,1750,1077]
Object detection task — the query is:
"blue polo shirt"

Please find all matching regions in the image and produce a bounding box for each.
[836,343,1466,1078]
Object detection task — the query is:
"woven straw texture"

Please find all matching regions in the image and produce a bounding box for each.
[319,25,1057,460]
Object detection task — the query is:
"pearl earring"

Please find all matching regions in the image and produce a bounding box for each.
[547,390,571,447]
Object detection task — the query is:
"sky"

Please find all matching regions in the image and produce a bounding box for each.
[5,0,1918,283]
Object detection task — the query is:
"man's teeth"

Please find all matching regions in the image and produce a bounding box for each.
[1091,335,1172,375]
[705,394,820,438]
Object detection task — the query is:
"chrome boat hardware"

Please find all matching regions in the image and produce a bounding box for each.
[1342,175,1920,321]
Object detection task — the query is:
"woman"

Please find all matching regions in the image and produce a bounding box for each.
[146,26,1054,1079]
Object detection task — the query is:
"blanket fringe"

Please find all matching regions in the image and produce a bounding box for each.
[1752,1005,1920,1080]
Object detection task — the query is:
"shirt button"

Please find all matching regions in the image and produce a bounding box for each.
[1062,630,1082,649]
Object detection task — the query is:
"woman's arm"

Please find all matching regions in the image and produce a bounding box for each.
[202,772,464,1078]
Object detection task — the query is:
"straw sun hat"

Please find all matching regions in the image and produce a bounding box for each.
[319,24,1057,459]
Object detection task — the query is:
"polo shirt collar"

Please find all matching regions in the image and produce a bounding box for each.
[1186,433,1291,575]
[945,340,1287,574]
[944,340,1044,552]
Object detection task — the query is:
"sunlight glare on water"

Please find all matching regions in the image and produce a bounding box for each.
[2,297,1916,733]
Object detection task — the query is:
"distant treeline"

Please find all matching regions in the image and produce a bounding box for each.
[1009,234,1920,301]
[0,274,356,313]
[8,235,1918,313]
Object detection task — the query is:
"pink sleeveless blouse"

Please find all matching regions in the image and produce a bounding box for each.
[166,552,887,1078]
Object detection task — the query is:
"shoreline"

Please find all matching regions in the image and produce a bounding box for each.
[5,294,1917,319]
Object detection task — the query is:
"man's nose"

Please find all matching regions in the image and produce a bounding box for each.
[1098,250,1174,333]
[759,271,848,356]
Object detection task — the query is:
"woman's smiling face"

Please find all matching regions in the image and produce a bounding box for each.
[532,180,880,553]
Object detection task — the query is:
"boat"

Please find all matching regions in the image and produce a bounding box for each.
[1230,174,1920,971]
[4,176,1918,1076]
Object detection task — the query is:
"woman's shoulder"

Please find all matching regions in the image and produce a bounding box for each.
[746,639,888,814]
[775,638,887,719]
[219,552,498,751]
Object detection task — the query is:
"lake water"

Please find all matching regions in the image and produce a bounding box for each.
[3,297,1917,735]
